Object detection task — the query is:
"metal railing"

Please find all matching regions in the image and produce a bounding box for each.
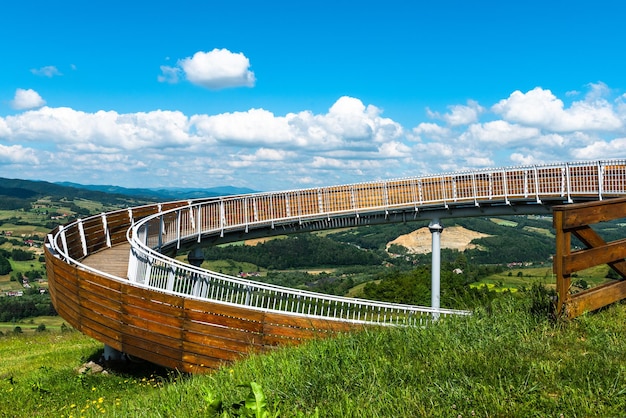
[49,160,626,325]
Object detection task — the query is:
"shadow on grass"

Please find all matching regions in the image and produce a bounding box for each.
[84,347,186,380]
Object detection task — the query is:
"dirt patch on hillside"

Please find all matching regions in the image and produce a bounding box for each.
[387,225,491,254]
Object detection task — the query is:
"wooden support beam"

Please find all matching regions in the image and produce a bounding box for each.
[553,197,626,318]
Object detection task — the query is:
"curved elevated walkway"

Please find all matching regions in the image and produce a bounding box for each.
[45,160,626,372]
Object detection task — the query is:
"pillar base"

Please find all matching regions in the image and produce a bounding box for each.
[103,345,125,361]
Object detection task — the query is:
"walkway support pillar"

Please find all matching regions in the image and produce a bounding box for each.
[429,218,444,319]
[103,345,124,362]
[188,247,205,267]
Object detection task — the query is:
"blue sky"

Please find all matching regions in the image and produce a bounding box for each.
[1,0,625,191]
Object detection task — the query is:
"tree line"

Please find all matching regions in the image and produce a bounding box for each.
[0,288,55,322]
[203,234,383,270]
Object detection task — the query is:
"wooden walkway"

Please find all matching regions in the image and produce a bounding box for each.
[81,243,130,279]
[45,160,626,372]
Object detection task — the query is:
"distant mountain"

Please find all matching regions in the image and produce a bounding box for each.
[55,182,258,201]
[0,177,148,210]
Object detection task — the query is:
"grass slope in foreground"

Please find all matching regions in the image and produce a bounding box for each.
[1,292,626,417]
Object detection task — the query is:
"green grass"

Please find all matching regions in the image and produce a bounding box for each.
[473,265,611,292]
[490,218,518,227]
[523,225,555,238]
[0,317,67,334]
[2,294,626,417]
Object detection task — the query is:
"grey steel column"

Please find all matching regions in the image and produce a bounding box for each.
[187,247,205,267]
[429,219,444,319]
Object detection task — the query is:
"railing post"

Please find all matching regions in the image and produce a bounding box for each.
[101,213,111,248]
[429,218,444,320]
[553,209,571,316]
[77,219,88,257]
[176,209,182,250]
[565,163,573,203]
[597,161,604,200]
[158,214,164,251]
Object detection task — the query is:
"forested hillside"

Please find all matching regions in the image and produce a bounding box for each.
[0,177,152,210]
[3,177,621,318]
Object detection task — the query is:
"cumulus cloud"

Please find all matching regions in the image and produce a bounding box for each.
[10,88,46,110]
[160,48,255,89]
[2,84,626,190]
[192,96,402,151]
[492,87,622,132]
[427,100,484,126]
[0,144,39,164]
[3,107,193,150]
[157,65,181,83]
[411,122,451,141]
[460,121,541,145]
[571,137,626,160]
[31,66,62,77]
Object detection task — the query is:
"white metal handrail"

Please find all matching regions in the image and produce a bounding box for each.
[49,160,626,325]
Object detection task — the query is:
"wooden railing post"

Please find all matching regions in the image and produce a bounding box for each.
[553,209,571,315]
[553,197,626,318]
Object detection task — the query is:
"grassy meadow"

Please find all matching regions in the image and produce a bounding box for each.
[2,293,626,417]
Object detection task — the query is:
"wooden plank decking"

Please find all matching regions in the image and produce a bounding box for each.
[81,243,130,279]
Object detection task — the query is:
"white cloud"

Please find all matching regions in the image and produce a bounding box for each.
[2,85,626,191]
[378,141,411,158]
[460,120,541,145]
[571,137,626,160]
[31,66,62,77]
[0,144,39,164]
[4,107,193,150]
[585,81,611,101]
[428,100,484,126]
[10,88,46,110]
[509,153,540,166]
[192,108,292,146]
[411,122,451,141]
[191,96,402,152]
[492,87,623,132]
[167,48,256,89]
[157,65,181,83]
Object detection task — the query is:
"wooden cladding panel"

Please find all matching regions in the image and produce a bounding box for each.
[183,339,249,363]
[386,180,415,207]
[105,212,133,245]
[48,242,372,373]
[324,186,352,213]
[603,164,626,193]
[130,206,160,220]
[262,311,360,346]
[224,199,246,226]
[451,175,475,201]
[295,190,319,217]
[505,170,526,197]
[62,226,85,259]
[80,315,123,351]
[537,168,563,194]
[80,217,107,254]
[121,331,184,369]
[184,299,264,333]
[354,184,385,209]
[184,325,263,355]
[569,165,599,194]
[181,352,231,373]
[420,178,444,202]
[160,201,189,212]
[272,194,288,219]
